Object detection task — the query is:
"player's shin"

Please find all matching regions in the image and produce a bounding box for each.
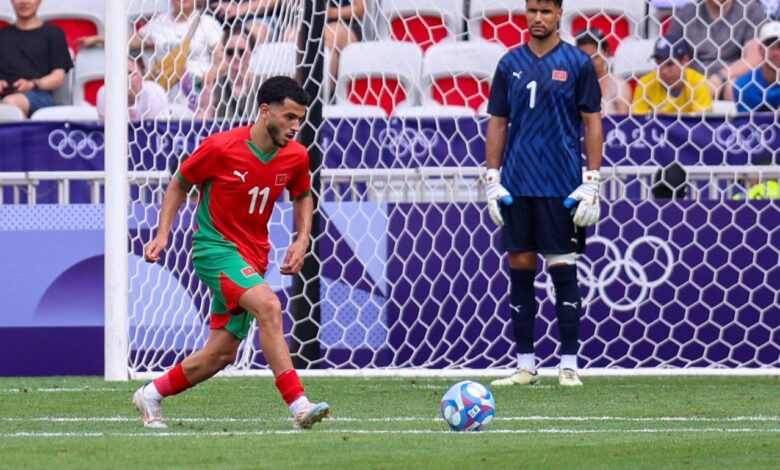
[510,269,537,357]
[550,265,582,357]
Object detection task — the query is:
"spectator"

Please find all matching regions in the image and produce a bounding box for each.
[0,0,73,117]
[129,0,224,94]
[325,0,364,100]
[96,57,170,121]
[209,1,281,43]
[667,0,768,100]
[575,29,631,114]
[761,0,780,19]
[733,21,780,111]
[632,35,713,114]
[197,28,258,120]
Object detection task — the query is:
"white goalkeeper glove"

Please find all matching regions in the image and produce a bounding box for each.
[564,169,601,227]
[485,168,513,227]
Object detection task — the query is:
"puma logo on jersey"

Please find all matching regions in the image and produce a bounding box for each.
[233,170,248,182]
[562,301,579,309]
[512,71,523,80]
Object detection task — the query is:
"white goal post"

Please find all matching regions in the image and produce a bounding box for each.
[103,0,780,380]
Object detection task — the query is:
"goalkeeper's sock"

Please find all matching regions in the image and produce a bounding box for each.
[517,353,537,373]
[275,369,305,406]
[152,363,192,397]
[560,354,578,371]
[550,265,582,356]
[510,269,537,354]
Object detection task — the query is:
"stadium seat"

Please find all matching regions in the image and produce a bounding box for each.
[30,105,99,122]
[128,0,169,30]
[52,66,75,106]
[322,103,389,119]
[72,47,105,107]
[336,41,423,116]
[421,41,505,111]
[561,0,646,53]
[468,0,527,48]
[392,105,476,118]
[710,100,737,117]
[378,0,463,51]
[612,38,656,80]
[39,0,104,54]
[249,42,296,80]
[0,2,12,26]
[0,104,25,123]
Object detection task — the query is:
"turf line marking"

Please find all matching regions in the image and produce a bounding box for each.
[4,416,780,423]
[3,428,780,438]
[0,388,122,393]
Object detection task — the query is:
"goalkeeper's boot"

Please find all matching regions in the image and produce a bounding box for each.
[490,368,540,386]
[132,386,167,429]
[293,402,331,430]
[558,368,583,387]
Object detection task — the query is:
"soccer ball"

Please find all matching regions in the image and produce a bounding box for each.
[440,380,496,431]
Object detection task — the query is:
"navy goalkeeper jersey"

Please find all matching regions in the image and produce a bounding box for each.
[487,41,601,197]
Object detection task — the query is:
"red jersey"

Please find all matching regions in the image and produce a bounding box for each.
[177,126,311,274]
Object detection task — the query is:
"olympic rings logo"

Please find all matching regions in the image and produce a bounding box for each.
[377,127,439,157]
[48,129,105,160]
[714,122,776,154]
[535,236,674,312]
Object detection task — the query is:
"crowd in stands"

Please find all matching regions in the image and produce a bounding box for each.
[0,0,779,122]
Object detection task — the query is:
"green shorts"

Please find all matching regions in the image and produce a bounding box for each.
[193,251,266,340]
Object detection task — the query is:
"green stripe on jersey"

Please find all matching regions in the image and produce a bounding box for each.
[245,140,279,163]
[192,181,239,258]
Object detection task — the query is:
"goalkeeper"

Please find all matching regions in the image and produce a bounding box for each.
[485,0,604,387]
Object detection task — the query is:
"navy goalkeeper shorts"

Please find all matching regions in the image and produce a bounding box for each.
[500,196,586,255]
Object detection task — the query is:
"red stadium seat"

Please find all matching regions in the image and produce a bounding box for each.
[561,0,645,54]
[0,20,9,29]
[468,0,528,48]
[380,0,462,51]
[39,0,103,54]
[336,41,423,116]
[72,47,104,107]
[422,41,505,111]
[82,79,104,107]
[46,18,99,54]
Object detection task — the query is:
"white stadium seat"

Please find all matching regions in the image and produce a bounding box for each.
[421,41,505,111]
[377,0,464,50]
[612,38,657,79]
[30,105,99,122]
[72,47,105,106]
[322,104,389,119]
[249,42,297,79]
[0,104,25,123]
[336,41,424,115]
[467,0,527,48]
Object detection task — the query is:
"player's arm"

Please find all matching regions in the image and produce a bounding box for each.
[144,175,191,262]
[280,192,313,275]
[581,112,603,172]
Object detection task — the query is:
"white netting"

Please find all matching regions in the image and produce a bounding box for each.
[124,0,780,377]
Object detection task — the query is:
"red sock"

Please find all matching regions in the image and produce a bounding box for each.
[153,363,192,397]
[275,369,305,405]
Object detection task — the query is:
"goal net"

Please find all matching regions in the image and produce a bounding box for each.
[119,0,779,379]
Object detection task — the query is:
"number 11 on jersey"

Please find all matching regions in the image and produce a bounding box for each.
[248,186,270,214]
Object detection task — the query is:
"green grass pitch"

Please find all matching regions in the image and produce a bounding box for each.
[1,376,779,469]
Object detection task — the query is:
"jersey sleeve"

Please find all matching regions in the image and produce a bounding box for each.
[287,150,312,198]
[177,137,216,185]
[487,59,510,117]
[48,26,74,72]
[576,59,601,114]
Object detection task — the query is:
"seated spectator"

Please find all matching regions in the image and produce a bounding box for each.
[129,0,224,96]
[575,29,631,114]
[632,35,713,114]
[197,28,257,120]
[667,0,768,100]
[209,0,281,43]
[96,57,170,121]
[0,0,73,117]
[761,0,780,19]
[325,0,364,100]
[733,21,780,111]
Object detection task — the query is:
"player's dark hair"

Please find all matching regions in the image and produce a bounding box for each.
[526,0,563,8]
[257,76,309,107]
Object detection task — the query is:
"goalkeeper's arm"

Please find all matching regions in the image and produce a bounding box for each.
[484,116,513,226]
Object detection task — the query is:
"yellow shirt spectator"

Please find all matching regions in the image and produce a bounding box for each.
[632,68,713,114]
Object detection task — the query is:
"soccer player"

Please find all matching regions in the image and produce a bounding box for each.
[133,76,331,429]
[485,0,604,387]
